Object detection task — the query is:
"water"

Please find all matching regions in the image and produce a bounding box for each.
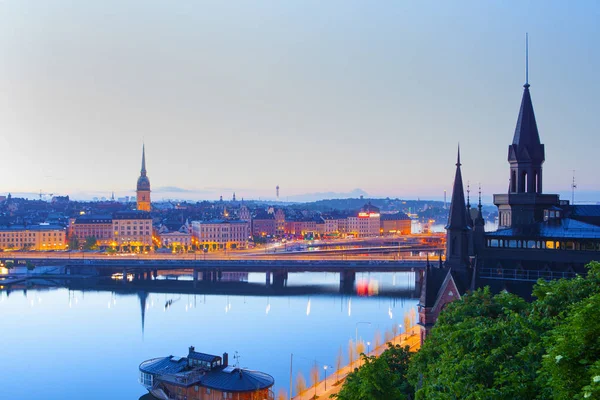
[0,272,418,399]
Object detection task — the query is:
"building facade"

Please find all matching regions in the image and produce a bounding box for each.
[112,211,153,252]
[0,225,67,251]
[136,144,151,212]
[191,220,249,250]
[380,212,412,235]
[69,214,113,247]
[347,203,381,238]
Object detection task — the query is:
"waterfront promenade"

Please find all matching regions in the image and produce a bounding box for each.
[291,331,421,400]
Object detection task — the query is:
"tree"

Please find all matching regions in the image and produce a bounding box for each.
[408,262,600,400]
[336,346,344,383]
[277,388,287,400]
[348,339,356,371]
[296,371,307,395]
[26,261,35,272]
[84,236,98,251]
[356,341,366,366]
[310,362,320,398]
[5,260,14,270]
[333,344,413,400]
[68,236,80,250]
[374,329,382,350]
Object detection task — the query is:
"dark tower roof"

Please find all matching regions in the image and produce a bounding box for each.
[446,147,470,231]
[475,186,485,227]
[466,183,474,228]
[137,144,151,191]
[508,84,545,164]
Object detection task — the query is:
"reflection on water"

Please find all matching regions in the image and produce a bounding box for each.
[0,272,418,399]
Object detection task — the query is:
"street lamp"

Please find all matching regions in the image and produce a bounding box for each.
[367,341,371,355]
[323,365,328,391]
[355,321,371,344]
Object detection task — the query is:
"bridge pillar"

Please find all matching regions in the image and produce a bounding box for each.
[122,268,128,284]
[339,270,355,293]
[272,271,287,288]
[265,271,271,286]
[153,269,158,279]
[217,270,222,281]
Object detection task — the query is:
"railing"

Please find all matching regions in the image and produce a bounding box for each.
[479,268,583,282]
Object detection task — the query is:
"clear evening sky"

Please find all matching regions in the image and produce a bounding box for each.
[1,1,598,202]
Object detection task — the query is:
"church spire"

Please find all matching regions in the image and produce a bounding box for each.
[141,144,147,177]
[446,146,469,231]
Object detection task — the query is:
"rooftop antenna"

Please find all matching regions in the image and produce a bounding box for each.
[571,170,577,204]
[233,351,241,368]
[276,185,280,201]
[525,32,529,88]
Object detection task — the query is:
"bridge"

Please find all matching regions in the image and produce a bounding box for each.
[0,255,428,292]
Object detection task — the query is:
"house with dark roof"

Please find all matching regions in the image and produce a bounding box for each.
[139,346,274,400]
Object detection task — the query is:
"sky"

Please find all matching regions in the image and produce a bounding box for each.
[1,1,599,202]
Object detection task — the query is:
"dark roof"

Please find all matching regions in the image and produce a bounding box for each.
[200,368,274,392]
[0,224,65,231]
[75,215,112,224]
[380,212,411,221]
[570,205,600,217]
[508,85,545,164]
[139,356,188,375]
[446,147,470,231]
[420,267,450,308]
[487,218,600,239]
[188,351,220,363]
[113,211,152,220]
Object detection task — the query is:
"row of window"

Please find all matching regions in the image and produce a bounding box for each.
[488,239,600,251]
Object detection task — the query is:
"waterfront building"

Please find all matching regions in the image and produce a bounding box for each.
[252,210,276,237]
[112,211,153,252]
[139,346,274,400]
[157,222,192,251]
[284,219,317,238]
[136,145,151,212]
[347,203,381,238]
[274,208,285,236]
[380,212,412,235]
[69,214,113,247]
[191,220,249,250]
[0,224,66,251]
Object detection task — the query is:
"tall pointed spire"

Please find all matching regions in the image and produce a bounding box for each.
[475,184,484,226]
[446,145,470,231]
[466,182,474,228]
[141,144,147,176]
[509,34,544,165]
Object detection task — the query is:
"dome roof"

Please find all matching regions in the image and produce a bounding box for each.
[137,175,150,191]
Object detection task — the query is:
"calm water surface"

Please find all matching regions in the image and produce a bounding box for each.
[0,272,418,399]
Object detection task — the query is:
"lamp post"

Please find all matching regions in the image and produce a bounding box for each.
[367,341,371,355]
[323,365,328,391]
[355,321,371,344]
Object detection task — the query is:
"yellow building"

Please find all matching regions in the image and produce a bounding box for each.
[0,225,67,251]
[191,220,249,250]
[136,144,151,212]
[112,211,153,252]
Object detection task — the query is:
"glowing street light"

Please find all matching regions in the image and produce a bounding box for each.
[323,365,328,391]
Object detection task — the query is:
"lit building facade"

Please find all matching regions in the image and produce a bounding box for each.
[157,224,192,250]
[347,203,381,237]
[112,211,153,252]
[70,215,113,246]
[380,212,412,235]
[191,220,249,250]
[0,225,67,251]
[136,144,151,212]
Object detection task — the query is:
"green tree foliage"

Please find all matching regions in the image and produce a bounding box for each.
[333,344,413,400]
[84,236,98,251]
[408,261,600,400]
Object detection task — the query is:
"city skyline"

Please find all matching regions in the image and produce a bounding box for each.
[1,1,599,202]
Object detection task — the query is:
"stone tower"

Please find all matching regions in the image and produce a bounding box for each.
[136,144,151,212]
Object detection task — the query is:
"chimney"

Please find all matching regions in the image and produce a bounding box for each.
[189,346,195,354]
[223,352,228,367]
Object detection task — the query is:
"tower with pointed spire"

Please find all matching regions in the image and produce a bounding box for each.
[445,146,471,271]
[136,144,151,211]
[493,37,559,227]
